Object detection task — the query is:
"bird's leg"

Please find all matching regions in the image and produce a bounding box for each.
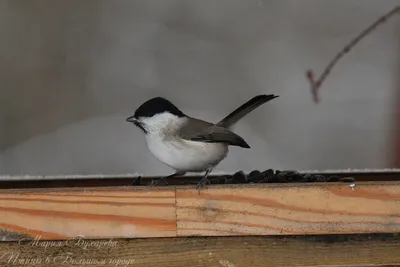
[150,171,186,186]
[196,168,213,194]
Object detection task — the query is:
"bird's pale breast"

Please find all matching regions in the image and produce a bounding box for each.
[145,132,228,172]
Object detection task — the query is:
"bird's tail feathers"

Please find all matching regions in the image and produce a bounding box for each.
[217,94,278,128]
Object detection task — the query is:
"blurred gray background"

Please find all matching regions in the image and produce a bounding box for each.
[0,0,399,176]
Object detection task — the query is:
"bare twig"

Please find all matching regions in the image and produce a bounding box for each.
[307,5,400,103]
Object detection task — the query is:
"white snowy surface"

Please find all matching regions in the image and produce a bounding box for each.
[298,168,400,173]
[1,168,399,181]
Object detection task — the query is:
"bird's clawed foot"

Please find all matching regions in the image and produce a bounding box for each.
[196,169,212,194]
[149,177,169,186]
[196,177,210,194]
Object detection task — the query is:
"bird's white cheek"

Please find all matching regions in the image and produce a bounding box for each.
[139,118,158,129]
[139,113,186,133]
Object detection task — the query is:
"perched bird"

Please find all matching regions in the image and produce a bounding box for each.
[126,94,278,192]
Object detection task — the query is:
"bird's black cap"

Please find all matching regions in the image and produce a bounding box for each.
[128,97,185,121]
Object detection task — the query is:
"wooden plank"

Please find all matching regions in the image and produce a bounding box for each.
[0,187,176,240]
[0,182,399,240]
[0,234,398,267]
[176,182,400,236]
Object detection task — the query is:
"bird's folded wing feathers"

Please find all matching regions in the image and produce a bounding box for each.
[180,123,250,148]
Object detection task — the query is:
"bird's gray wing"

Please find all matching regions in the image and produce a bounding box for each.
[179,118,250,148]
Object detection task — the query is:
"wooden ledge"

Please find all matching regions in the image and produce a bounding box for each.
[0,181,399,241]
[0,234,399,267]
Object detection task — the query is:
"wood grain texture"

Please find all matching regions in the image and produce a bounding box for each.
[0,234,398,267]
[0,182,399,240]
[0,187,176,240]
[176,182,400,236]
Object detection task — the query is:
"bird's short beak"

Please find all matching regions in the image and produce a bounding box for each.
[126,116,146,132]
[126,116,136,123]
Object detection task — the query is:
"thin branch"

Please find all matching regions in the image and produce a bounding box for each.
[307,5,400,103]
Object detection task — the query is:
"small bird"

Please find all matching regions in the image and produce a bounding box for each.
[126,94,278,192]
